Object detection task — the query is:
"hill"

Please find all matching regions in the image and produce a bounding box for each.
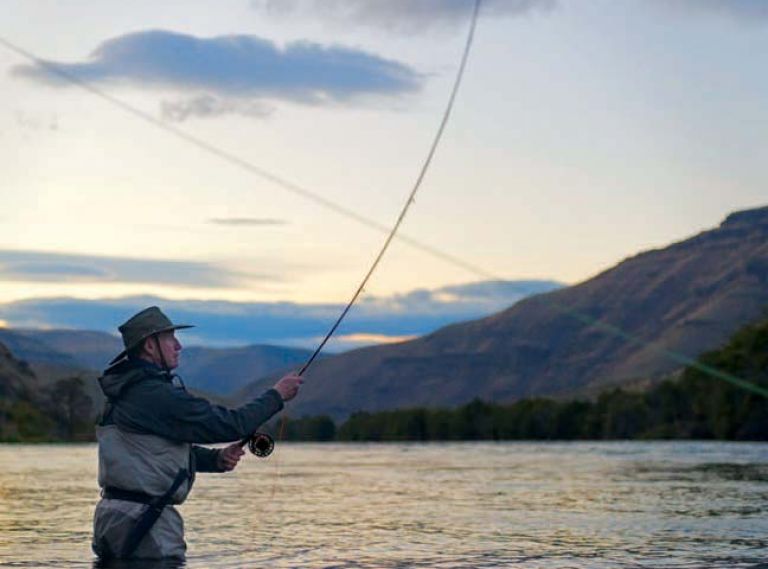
[0,328,312,398]
[180,344,313,395]
[0,279,559,398]
[0,341,39,403]
[304,315,768,442]
[238,205,768,419]
[0,328,119,377]
[0,341,94,441]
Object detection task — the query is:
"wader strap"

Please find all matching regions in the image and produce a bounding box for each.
[103,487,155,504]
[120,468,189,558]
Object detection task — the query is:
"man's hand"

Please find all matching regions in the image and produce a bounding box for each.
[273,372,303,401]
[217,442,245,472]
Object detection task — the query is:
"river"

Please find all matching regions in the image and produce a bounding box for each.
[1,442,767,568]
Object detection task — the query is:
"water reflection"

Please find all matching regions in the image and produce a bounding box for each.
[633,461,768,482]
[680,462,768,482]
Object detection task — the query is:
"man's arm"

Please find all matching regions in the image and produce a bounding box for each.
[193,444,246,473]
[113,372,302,444]
[117,384,283,443]
[193,445,225,473]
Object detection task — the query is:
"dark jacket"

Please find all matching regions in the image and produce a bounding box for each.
[98,357,284,472]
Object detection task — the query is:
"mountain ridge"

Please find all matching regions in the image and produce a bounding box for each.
[238,205,768,419]
[0,327,314,398]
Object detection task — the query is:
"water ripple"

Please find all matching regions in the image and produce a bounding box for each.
[1,442,767,568]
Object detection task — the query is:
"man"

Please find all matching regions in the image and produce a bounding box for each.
[92,306,302,560]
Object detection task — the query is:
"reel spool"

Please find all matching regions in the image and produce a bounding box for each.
[247,432,275,457]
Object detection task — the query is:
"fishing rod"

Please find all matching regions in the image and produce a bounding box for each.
[4,2,763,445]
[241,0,483,457]
[238,0,768,458]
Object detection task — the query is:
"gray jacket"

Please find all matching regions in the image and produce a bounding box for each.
[99,357,283,447]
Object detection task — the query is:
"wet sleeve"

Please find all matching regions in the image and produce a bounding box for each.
[193,445,225,473]
[116,380,284,444]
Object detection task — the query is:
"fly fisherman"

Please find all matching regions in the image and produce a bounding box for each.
[92,306,302,560]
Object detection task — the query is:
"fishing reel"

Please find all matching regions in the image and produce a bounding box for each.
[247,432,275,457]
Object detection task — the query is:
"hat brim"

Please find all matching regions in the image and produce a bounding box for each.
[108,324,195,365]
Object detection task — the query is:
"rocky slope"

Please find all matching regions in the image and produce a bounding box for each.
[0,341,39,403]
[239,205,768,419]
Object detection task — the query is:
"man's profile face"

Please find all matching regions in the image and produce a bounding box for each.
[151,330,182,369]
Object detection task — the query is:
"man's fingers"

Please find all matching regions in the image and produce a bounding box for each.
[218,445,246,471]
[225,444,245,457]
[226,449,244,459]
[273,372,303,401]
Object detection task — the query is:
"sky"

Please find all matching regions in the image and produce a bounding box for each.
[1,0,767,344]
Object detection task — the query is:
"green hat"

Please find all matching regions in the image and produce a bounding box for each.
[110,306,194,364]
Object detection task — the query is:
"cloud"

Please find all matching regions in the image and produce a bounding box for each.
[161,95,274,122]
[15,111,59,132]
[11,30,422,111]
[332,332,418,349]
[0,279,562,349]
[252,0,768,31]
[357,279,562,316]
[659,0,768,21]
[0,249,271,288]
[251,0,557,32]
[208,217,288,227]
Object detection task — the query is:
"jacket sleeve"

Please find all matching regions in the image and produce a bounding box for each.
[114,379,285,444]
[193,445,225,473]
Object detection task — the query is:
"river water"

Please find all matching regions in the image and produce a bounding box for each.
[0,442,767,568]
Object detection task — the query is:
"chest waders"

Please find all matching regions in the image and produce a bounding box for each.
[99,342,191,559]
[101,467,190,558]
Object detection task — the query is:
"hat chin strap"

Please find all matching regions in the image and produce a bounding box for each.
[153,335,170,372]
[152,335,187,390]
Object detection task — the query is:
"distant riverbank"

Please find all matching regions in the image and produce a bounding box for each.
[3,315,767,444]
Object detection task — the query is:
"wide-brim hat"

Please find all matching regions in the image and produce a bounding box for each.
[109,306,194,365]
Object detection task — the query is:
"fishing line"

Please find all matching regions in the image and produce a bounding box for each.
[242,0,483,455]
[300,0,481,378]
[562,308,768,398]
[0,36,494,281]
[2,5,764,420]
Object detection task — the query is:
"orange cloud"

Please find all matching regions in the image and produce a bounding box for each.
[334,332,418,345]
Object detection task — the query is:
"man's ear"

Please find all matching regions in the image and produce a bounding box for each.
[140,337,155,358]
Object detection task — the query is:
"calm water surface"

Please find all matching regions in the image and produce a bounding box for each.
[1,442,767,568]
